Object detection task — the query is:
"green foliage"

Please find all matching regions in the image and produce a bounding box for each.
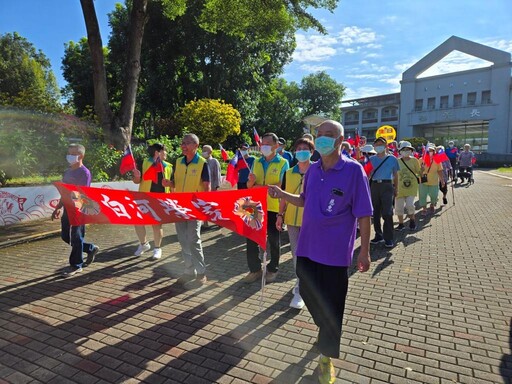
[300,71,345,121]
[145,135,183,165]
[0,108,95,180]
[0,32,61,112]
[254,78,303,141]
[174,99,241,145]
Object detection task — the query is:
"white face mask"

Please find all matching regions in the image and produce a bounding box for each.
[240,150,248,156]
[260,145,273,157]
[401,150,412,157]
[66,155,79,165]
[201,151,209,158]
[374,146,386,154]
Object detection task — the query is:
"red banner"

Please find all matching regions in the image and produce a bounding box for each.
[54,182,268,249]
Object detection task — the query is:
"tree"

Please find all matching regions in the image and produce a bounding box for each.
[78,0,339,149]
[0,32,61,112]
[174,99,241,145]
[300,71,345,121]
[254,78,303,140]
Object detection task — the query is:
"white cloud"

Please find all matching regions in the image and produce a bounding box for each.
[293,34,338,62]
[300,64,334,72]
[338,26,377,46]
[418,51,493,78]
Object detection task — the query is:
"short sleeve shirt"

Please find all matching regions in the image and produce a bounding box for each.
[62,166,91,187]
[397,157,421,198]
[369,154,399,180]
[296,156,373,267]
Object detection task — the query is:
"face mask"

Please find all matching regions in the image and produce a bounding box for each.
[401,150,412,157]
[201,151,209,158]
[295,150,312,163]
[260,145,273,157]
[374,146,385,154]
[240,150,248,156]
[314,136,338,156]
[66,155,79,165]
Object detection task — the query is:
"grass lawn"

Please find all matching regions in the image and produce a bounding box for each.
[496,167,512,173]
[4,175,62,187]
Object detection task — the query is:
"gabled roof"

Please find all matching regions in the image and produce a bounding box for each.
[402,36,511,81]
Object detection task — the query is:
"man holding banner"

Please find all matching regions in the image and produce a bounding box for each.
[131,143,172,260]
[171,133,211,289]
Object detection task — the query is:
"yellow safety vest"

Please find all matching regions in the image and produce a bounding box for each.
[253,156,288,212]
[283,166,305,227]
[138,158,172,193]
[174,154,207,192]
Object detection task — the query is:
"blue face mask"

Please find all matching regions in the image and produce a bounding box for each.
[315,136,339,156]
[295,150,312,163]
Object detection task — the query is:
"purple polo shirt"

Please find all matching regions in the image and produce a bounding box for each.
[296,156,373,267]
[62,165,91,187]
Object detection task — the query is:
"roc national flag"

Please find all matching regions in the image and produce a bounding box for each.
[225,150,249,187]
[119,145,137,175]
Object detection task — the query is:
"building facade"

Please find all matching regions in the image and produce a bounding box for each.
[341,36,512,155]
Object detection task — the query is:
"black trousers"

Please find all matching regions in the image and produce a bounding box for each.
[370,182,394,241]
[246,211,281,273]
[297,257,349,358]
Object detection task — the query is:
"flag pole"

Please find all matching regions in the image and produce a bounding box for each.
[451,175,455,205]
[259,250,268,310]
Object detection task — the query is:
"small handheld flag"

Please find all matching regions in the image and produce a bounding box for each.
[253,128,261,146]
[225,150,249,187]
[143,157,164,184]
[119,145,137,175]
[219,144,229,161]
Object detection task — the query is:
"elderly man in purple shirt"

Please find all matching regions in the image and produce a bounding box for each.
[269,120,372,383]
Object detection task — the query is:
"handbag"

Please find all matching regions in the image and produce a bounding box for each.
[421,163,433,183]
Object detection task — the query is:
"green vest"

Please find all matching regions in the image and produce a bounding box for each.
[138,158,172,193]
[252,156,288,212]
[175,155,207,192]
[283,166,305,226]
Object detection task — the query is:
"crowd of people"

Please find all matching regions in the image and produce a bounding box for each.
[51,125,476,383]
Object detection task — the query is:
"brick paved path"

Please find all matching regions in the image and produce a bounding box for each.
[0,170,511,384]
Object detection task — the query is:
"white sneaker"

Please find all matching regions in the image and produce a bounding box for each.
[289,293,305,309]
[151,248,162,260]
[134,242,151,256]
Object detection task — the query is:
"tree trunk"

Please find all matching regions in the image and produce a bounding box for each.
[80,0,148,150]
[118,0,149,148]
[80,0,114,140]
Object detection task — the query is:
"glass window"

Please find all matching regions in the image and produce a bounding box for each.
[482,90,491,104]
[427,97,436,110]
[440,96,448,109]
[414,99,423,111]
[467,92,477,106]
[453,94,462,107]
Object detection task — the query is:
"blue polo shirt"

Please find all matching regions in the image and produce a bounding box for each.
[369,154,399,180]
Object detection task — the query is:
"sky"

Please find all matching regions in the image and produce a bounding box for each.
[1,1,512,100]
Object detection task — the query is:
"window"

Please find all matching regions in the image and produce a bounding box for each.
[453,94,462,107]
[414,99,423,111]
[440,96,449,109]
[427,97,436,110]
[345,111,359,121]
[467,92,477,106]
[482,90,491,104]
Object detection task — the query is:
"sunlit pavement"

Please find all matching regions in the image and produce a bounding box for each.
[0,170,511,383]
